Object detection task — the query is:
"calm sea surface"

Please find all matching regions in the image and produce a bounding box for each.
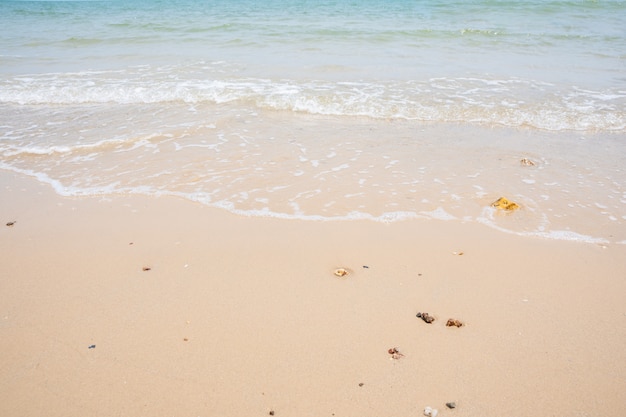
[1,0,625,243]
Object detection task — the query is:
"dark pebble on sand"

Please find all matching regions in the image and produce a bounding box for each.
[416,312,435,323]
[446,402,456,409]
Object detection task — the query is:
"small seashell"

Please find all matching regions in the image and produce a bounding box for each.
[333,268,349,277]
[424,406,438,417]
[520,158,536,166]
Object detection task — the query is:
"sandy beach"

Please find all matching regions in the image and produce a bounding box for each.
[2,0,625,415]
[1,170,624,417]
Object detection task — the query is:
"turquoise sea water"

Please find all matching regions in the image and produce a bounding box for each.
[2,0,625,128]
[1,0,625,243]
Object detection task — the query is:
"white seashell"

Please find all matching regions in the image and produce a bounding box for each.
[333,268,349,277]
[423,407,438,417]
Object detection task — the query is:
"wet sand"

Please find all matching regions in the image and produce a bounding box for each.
[1,171,625,417]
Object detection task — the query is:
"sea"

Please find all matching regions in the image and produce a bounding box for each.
[1,0,625,244]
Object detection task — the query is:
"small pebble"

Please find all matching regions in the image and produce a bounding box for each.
[358,382,364,387]
[6,221,16,227]
[446,402,456,409]
[269,411,274,416]
[88,345,96,349]
[142,266,151,271]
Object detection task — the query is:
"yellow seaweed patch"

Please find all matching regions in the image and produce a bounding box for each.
[491,197,520,211]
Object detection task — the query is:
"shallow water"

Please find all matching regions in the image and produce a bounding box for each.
[1,0,625,243]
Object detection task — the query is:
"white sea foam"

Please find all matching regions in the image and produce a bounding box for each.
[1,68,624,131]
[420,207,456,221]
[1,136,135,157]
[331,164,349,172]
[0,162,124,197]
[2,156,620,245]
[476,207,609,245]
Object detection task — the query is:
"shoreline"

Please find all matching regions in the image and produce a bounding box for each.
[2,105,624,246]
[1,171,625,416]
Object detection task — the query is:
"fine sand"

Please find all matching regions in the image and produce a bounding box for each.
[1,171,625,417]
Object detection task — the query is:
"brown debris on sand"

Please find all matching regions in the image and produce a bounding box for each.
[388,347,404,359]
[416,312,435,324]
[446,318,463,327]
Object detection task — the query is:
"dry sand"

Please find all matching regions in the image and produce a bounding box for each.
[1,171,625,417]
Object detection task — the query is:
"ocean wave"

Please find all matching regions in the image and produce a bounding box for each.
[1,69,624,132]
